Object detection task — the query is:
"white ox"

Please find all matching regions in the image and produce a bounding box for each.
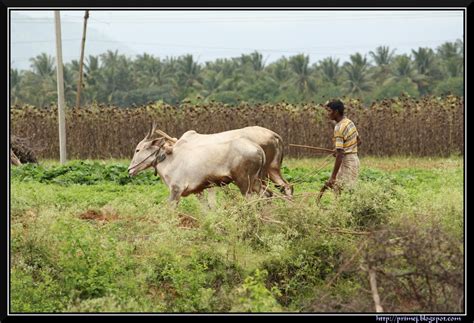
[127,124,266,204]
[169,126,293,197]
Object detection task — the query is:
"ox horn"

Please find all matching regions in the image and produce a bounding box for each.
[145,121,158,140]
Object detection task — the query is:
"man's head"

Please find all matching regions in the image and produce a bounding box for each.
[325,99,345,121]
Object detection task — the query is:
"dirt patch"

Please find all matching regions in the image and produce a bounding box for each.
[178,213,199,229]
[78,209,119,222]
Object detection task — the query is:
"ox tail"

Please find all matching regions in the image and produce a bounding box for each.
[274,134,284,166]
[258,148,267,180]
[257,148,268,195]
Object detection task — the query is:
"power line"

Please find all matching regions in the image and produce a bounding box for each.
[11,37,461,57]
[12,39,82,44]
[12,13,462,24]
[61,37,463,50]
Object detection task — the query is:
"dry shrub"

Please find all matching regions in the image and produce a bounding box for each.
[10,96,464,159]
[364,220,464,313]
[11,135,39,163]
[307,219,463,313]
[178,213,200,229]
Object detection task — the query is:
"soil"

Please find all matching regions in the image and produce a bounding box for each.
[78,209,119,222]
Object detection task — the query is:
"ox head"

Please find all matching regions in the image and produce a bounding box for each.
[127,123,175,177]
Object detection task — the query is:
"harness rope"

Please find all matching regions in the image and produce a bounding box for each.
[128,146,166,176]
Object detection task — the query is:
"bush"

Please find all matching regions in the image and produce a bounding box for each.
[49,217,133,301]
[11,267,67,312]
[340,179,402,228]
[66,295,154,312]
[262,235,347,308]
[146,249,243,312]
[230,269,283,312]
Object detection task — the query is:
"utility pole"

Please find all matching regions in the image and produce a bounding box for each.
[75,10,89,109]
[54,11,67,164]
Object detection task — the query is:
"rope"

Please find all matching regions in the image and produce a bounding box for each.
[128,148,161,173]
[289,143,335,154]
[288,152,334,185]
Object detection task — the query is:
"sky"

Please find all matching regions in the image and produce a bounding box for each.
[9,9,464,70]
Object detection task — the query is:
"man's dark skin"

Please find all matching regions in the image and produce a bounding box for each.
[325,107,362,190]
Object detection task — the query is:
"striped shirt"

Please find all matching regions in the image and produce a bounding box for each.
[333,117,359,154]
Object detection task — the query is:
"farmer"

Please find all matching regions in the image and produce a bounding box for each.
[324,99,361,193]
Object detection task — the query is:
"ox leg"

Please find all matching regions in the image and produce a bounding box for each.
[268,168,293,198]
[206,188,218,209]
[258,178,273,198]
[234,176,252,197]
[197,188,217,209]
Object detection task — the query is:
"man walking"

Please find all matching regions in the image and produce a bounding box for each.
[324,99,361,193]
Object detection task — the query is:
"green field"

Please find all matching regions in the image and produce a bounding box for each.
[10,156,464,313]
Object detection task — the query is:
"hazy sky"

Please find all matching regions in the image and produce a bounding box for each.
[10,9,464,68]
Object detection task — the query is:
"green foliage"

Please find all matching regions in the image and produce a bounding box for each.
[66,295,154,312]
[373,79,420,100]
[282,166,330,184]
[434,77,464,97]
[146,249,243,312]
[11,160,157,185]
[9,158,464,312]
[262,236,348,308]
[340,179,402,228]
[51,218,129,300]
[11,40,463,107]
[231,269,283,312]
[11,267,67,312]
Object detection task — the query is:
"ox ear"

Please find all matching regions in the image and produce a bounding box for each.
[163,142,174,155]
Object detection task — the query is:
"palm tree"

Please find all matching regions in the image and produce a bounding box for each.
[370,46,396,66]
[411,47,443,94]
[82,55,101,103]
[20,71,57,107]
[436,41,463,78]
[10,68,23,105]
[385,54,427,88]
[177,54,202,89]
[249,51,265,73]
[411,47,437,75]
[269,57,290,83]
[343,53,373,96]
[288,54,317,99]
[99,50,121,102]
[388,55,414,80]
[99,50,134,103]
[318,57,341,86]
[26,53,57,106]
[30,53,55,78]
[172,55,202,103]
[200,70,229,101]
[369,46,396,83]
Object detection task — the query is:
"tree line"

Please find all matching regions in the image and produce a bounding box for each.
[10,40,464,107]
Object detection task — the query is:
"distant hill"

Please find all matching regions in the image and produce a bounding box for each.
[10,12,138,70]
